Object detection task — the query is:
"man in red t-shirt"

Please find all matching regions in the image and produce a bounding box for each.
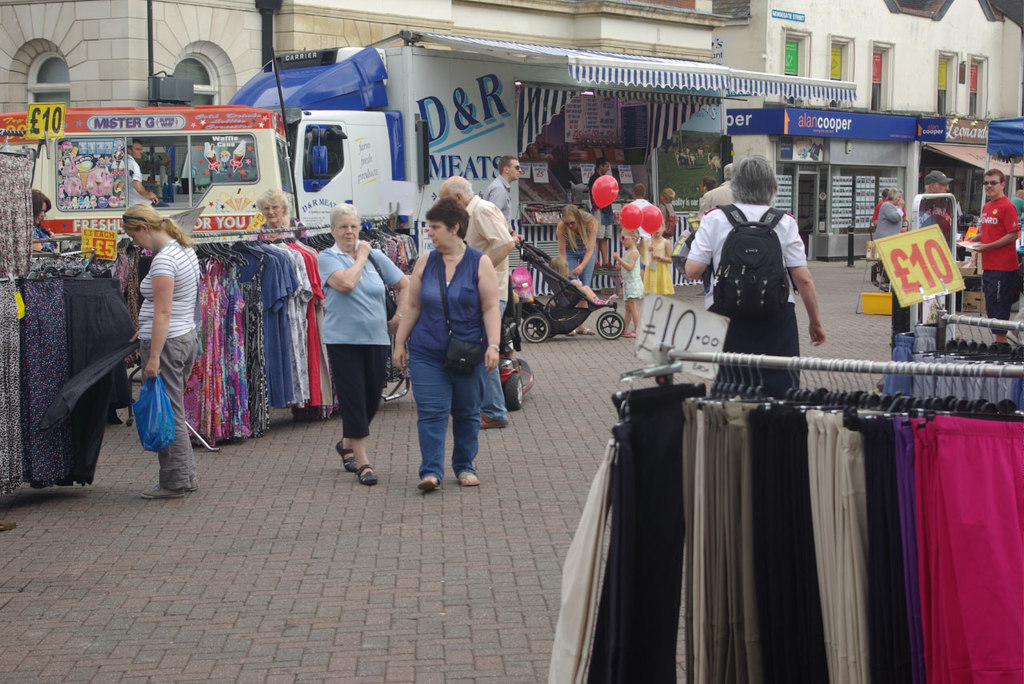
[976,169,1020,343]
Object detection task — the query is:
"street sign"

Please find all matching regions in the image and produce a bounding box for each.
[635,294,729,379]
[25,102,65,139]
[874,225,964,308]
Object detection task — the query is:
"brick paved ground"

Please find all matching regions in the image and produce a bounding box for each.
[0,262,897,683]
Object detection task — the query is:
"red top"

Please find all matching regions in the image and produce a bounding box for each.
[980,195,1020,271]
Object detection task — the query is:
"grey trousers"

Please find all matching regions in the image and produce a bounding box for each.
[140,331,199,490]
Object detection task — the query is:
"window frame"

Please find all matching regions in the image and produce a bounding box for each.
[782,31,810,78]
[828,36,853,83]
[870,43,893,112]
[968,57,985,118]
[27,52,71,105]
[174,55,219,106]
[936,52,956,115]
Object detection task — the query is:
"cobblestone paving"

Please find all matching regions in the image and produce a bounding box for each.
[0,262,895,682]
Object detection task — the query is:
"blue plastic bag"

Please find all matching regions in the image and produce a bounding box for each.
[134,375,176,451]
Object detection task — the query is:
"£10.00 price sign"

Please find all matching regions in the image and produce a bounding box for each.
[635,294,729,379]
[874,225,964,308]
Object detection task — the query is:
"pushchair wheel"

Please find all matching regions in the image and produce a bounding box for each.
[595,310,625,340]
[522,314,550,343]
[503,372,524,411]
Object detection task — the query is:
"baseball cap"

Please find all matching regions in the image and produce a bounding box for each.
[924,170,953,185]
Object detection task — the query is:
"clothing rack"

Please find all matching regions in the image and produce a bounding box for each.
[189,225,334,243]
[942,313,1024,333]
[622,351,1024,382]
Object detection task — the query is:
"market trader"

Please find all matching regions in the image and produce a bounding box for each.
[128,139,160,206]
[440,176,515,429]
[919,170,960,240]
[483,155,522,225]
[974,169,1020,344]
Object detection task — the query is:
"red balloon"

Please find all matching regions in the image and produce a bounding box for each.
[641,203,664,233]
[619,202,642,231]
[591,174,619,209]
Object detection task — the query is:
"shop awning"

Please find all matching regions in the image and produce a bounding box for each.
[925,142,1015,175]
[400,31,857,103]
[988,117,1023,158]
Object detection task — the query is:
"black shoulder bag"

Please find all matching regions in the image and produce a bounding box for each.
[437,253,482,375]
[367,251,398,320]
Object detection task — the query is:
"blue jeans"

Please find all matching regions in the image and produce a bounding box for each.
[481,300,508,420]
[567,248,596,289]
[409,352,485,482]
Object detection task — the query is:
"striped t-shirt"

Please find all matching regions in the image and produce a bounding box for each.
[138,240,200,340]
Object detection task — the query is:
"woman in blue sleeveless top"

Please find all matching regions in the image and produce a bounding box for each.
[393,198,502,491]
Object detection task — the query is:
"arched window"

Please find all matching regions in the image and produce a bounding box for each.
[174,57,217,105]
[28,54,70,104]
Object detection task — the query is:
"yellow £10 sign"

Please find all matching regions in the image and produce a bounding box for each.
[874,225,964,308]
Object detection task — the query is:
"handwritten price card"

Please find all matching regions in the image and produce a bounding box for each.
[635,294,729,379]
[874,225,964,308]
[81,227,118,261]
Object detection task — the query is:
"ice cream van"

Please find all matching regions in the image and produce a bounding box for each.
[0,105,292,233]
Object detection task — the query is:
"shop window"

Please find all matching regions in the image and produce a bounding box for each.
[936,54,955,115]
[28,54,70,105]
[783,34,808,77]
[174,57,217,105]
[870,46,891,112]
[968,59,984,118]
[829,38,852,82]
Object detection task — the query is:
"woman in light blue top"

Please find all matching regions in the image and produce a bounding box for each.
[318,203,408,486]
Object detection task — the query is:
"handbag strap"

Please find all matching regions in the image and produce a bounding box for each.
[435,251,454,338]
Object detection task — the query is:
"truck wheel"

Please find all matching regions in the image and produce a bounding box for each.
[503,372,523,411]
[521,314,550,343]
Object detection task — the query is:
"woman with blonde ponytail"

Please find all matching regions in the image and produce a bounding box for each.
[122,203,201,499]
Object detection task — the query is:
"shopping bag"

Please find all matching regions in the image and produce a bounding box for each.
[134,375,176,451]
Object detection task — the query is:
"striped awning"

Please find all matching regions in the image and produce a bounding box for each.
[400,31,857,103]
[518,86,576,155]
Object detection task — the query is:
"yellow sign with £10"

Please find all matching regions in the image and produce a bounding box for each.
[874,225,964,308]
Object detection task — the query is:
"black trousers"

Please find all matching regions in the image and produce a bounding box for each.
[325,344,388,440]
[588,383,705,683]
[63,278,135,485]
[748,405,828,684]
[857,415,912,684]
[717,302,800,398]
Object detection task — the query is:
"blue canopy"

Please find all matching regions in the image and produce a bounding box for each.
[230,47,388,110]
[988,117,1023,158]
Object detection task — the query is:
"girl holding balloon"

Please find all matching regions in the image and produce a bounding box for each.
[613,230,642,337]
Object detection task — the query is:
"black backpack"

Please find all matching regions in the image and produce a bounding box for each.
[711,204,789,319]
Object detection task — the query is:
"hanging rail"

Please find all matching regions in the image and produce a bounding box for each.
[622,351,1024,382]
[941,313,1024,333]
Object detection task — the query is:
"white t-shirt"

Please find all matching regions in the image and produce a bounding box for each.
[688,203,807,310]
[138,240,200,339]
[127,155,146,206]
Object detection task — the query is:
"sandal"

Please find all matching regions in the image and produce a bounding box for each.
[356,464,378,486]
[457,472,480,487]
[336,442,357,473]
[0,520,16,532]
[581,327,596,336]
[417,476,440,492]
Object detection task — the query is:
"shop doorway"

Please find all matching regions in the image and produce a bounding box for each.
[796,170,818,258]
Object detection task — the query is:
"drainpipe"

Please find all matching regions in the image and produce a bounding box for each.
[255,0,283,67]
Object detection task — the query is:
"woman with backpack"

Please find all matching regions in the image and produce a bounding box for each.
[682,155,826,398]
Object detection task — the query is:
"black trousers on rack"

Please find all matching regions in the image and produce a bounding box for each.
[61,278,135,485]
[748,405,829,684]
[588,383,705,684]
[857,415,912,684]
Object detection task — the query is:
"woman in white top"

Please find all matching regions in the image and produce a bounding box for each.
[123,203,201,499]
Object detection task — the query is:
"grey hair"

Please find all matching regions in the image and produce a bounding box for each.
[446,176,473,199]
[884,187,900,201]
[256,188,292,219]
[731,155,777,205]
[723,163,735,181]
[330,202,360,226]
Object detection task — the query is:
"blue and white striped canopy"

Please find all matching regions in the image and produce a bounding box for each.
[406,32,856,103]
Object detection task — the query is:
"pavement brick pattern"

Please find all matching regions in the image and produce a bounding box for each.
[1,262,899,682]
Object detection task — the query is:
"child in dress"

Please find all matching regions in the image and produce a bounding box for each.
[550,257,616,305]
[613,231,642,337]
[642,224,675,296]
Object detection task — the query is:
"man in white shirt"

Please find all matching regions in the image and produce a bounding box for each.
[483,155,521,225]
[127,139,160,206]
[441,176,516,428]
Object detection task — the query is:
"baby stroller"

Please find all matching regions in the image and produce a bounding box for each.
[515,241,625,342]
[498,286,534,410]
